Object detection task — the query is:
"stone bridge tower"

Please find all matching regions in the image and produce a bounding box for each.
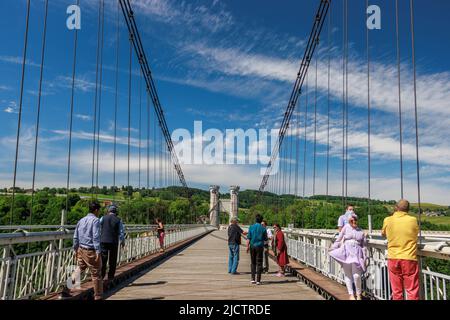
[209,185,220,228]
[209,185,240,228]
[229,186,240,222]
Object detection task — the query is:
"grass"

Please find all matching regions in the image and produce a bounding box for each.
[411,203,449,210]
[412,214,450,226]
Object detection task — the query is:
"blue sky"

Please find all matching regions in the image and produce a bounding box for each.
[1,0,450,205]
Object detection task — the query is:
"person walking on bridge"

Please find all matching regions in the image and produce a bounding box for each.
[227,217,247,274]
[100,205,125,282]
[329,214,367,300]
[382,199,420,300]
[246,214,267,285]
[73,201,103,300]
[156,218,165,253]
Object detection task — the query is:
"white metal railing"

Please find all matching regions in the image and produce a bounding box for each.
[0,224,214,300]
[283,228,450,300]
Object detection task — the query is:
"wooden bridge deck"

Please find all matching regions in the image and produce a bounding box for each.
[107,230,323,300]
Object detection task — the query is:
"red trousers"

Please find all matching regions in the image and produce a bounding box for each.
[387,259,420,300]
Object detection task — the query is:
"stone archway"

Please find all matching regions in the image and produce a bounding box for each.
[209,185,240,228]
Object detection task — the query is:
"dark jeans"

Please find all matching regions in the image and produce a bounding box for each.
[101,242,119,280]
[250,246,264,282]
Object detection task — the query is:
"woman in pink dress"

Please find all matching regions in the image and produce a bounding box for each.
[329,214,367,300]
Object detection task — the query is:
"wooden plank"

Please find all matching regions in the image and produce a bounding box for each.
[107,230,323,300]
[42,230,213,300]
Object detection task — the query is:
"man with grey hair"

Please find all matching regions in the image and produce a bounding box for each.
[227,217,247,274]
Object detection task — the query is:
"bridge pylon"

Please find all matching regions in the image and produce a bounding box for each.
[209,185,220,228]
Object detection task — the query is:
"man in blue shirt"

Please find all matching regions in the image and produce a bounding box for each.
[73,201,103,300]
[100,205,125,281]
[246,214,267,285]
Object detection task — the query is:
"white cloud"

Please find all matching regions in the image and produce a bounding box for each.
[0,55,40,68]
[51,129,153,149]
[75,114,92,121]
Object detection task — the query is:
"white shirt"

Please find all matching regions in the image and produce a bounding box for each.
[265,228,273,244]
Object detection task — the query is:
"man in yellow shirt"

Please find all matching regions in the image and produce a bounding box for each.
[381,199,420,300]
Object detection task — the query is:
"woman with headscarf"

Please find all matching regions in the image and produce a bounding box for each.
[329,214,367,300]
[273,224,289,277]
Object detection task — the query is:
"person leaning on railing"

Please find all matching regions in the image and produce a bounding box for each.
[72,201,103,300]
[381,199,420,300]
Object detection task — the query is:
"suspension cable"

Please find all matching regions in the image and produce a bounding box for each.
[259,0,330,192]
[396,0,404,199]
[138,71,143,189]
[288,123,293,195]
[10,0,31,224]
[95,0,105,195]
[127,33,133,221]
[409,0,423,294]
[294,97,300,197]
[367,0,372,230]
[344,0,349,205]
[326,3,331,227]
[147,91,150,190]
[313,56,318,196]
[113,0,120,201]
[91,0,103,198]
[153,106,156,188]
[302,74,309,199]
[341,0,346,210]
[159,122,163,187]
[30,0,49,225]
[65,0,80,214]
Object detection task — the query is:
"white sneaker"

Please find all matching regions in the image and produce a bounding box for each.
[251,280,256,284]
[256,282,261,285]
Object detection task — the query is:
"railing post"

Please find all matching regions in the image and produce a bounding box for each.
[45,242,56,296]
[6,246,17,300]
[55,209,67,290]
[0,246,10,300]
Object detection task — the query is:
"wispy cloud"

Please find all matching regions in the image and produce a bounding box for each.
[131,0,234,33]
[0,85,12,91]
[2,101,18,114]
[51,129,152,148]
[75,114,92,122]
[0,55,40,68]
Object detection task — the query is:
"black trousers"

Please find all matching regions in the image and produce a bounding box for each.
[250,246,264,282]
[101,242,119,280]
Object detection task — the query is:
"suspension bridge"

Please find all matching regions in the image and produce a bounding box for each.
[1,0,450,301]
